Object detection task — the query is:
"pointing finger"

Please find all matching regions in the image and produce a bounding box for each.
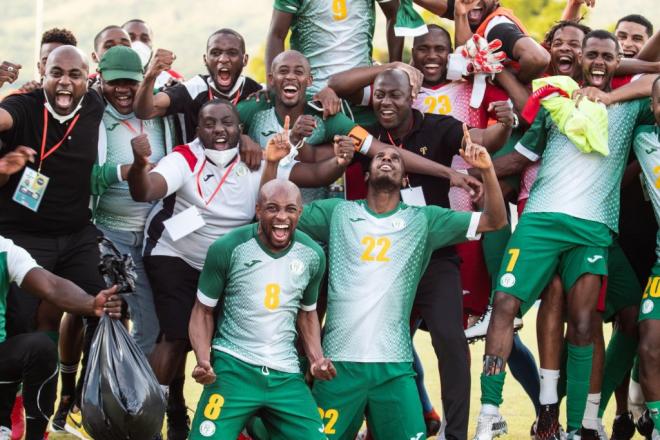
[283,115,290,138]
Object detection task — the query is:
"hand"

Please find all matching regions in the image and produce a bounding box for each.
[392,62,423,99]
[455,0,480,16]
[247,88,271,103]
[460,123,492,170]
[488,100,515,126]
[130,134,152,168]
[0,146,36,176]
[146,49,176,80]
[310,358,337,381]
[312,87,341,119]
[93,285,122,319]
[570,0,595,6]
[573,87,611,106]
[192,360,217,385]
[239,134,263,171]
[0,61,21,88]
[290,114,317,145]
[333,135,355,167]
[17,80,41,93]
[263,115,292,163]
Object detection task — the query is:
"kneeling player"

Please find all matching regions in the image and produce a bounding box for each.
[188,179,335,440]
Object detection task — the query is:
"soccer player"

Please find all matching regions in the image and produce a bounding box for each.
[188,179,334,439]
[615,15,653,59]
[134,29,262,144]
[297,131,507,439]
[635,76,660,440]
[472,30,655,440]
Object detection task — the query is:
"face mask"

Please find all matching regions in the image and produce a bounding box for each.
[43,90,84,123]
[132,41,152,70]
[204,146,239,168]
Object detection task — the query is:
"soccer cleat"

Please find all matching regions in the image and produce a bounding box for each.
[534,403,564,440]
[473,413,508,440]
[64,409,91,439]
[424,408,442,436]
[610,412,635,440]
[577,426,608,440]
[465,305,523,343]
[166,404,191,440]
[638,409,655,440]
[10,395,24,440]
[50,396,74,432]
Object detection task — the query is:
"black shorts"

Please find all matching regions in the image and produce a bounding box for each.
[144,255,200,342]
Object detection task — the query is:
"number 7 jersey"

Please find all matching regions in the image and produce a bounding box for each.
[298,199,480,362]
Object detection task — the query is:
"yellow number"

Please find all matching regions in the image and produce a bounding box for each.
[653,165,660,189]
[437,95,452,114]
[505,248,520,272]
[203,393,225,420]
[332,0,347,20]
[423,96,437,113]
[318,408,339,434]
[643,277,660,299]
[264,283,280,310]
[360,236,391,262]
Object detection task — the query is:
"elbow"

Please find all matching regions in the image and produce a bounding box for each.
[522,50,551,75]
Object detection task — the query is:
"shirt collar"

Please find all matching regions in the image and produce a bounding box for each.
[43,90,84,123]
[207,75,246,100]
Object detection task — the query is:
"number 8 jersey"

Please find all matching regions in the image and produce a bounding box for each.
[298,199,480,362]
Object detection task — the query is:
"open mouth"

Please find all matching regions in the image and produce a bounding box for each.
[213,135,228,149]
[378,163,393,172]
[379,109,396,123]
[272,224,290,241]
[114,94,133,109]
[556,56,574,74]
[468,7,483,23]
[216,67,232,88]
[622,50,636,58]
[588,68,606,87]
[424,63,441,76]
[282,84,299,100]
[55,90,73,108]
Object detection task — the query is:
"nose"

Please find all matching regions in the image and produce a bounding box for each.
[58,74,72,86]
[218,52,230,63]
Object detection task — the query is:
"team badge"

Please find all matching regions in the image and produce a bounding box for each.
[391,218,405,230]
[642,299,654,315]
[500,273,516,288]
[290,259,304,275]
[235,164,248,177]
[199,420,216,437]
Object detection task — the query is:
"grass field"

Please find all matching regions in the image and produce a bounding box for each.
[45,306,648,439]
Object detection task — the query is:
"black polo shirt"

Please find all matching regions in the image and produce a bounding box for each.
[163,74,262,143]
[0,89,104,235]
[368,109,465,258]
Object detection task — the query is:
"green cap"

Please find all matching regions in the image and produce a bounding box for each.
[99,46,144,82]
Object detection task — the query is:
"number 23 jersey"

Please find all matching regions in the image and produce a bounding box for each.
[298,199,480,362]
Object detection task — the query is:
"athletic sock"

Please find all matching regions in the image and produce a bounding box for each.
[566,343,593,432]
[59,362,79,401]
[647,400,660,431]
[539,368,560,405]
[167,375,186,410]
[480,404,500,417]
[480,371,506,407]
[598,331,637,417]
[582,393,601,430]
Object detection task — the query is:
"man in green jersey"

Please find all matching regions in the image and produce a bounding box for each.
[635,76,660,440]
[296,129,507,439]
[471,30,656,440]
[188,178,335,440]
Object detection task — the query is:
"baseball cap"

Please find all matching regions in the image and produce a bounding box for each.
[99,46,144,82]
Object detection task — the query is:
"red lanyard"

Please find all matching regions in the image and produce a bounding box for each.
[39,107,80,173]
[118,119,143,135]
[195,156,239,206]
[208,87,241,106]
[386,131,403,149]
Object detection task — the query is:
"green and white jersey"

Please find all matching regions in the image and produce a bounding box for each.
[633,125,660,263]
[273,0,386,93]
[516,100,653,232]
[298,198,479,362]
[0,236,39,342]
[197,223,326,373]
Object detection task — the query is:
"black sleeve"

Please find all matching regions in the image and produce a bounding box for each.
[240,77,263,101]
[435,116,464,157]
[441,0,455,18]
[163,83,194,116]
[486,23,526,60]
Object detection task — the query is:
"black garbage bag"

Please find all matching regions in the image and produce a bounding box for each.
[81,314,166,439]
[98,236,137,294]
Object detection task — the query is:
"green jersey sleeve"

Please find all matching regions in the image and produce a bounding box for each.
[90,162,121,196]
[197,237,235,307]
[295,231,327,309]
[320,112,357,143]
[515,108,549,161]
[273,0,302,14]
[633,98,654,126]
[423,205,477,249]
[237,97,269,134]
[297,198,343,243]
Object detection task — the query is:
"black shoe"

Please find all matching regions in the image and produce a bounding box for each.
[535,403,562,440]
[638,409,655,440]
[50,397,73,432]
[166,405,191,440]
[611,412,635,440]
[579,427,599,440]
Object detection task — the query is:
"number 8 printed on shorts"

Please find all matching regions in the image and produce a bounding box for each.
[203,393,225,420]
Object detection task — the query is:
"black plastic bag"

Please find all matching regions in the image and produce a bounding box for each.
[81,314,166,439]
[98,236,137,294]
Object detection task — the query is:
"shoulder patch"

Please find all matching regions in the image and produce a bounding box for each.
[172,144,198,171]
[183,75,209,100]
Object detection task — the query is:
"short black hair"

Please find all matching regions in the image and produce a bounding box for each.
[413,24,453,51]
[616,14,653,37]
[207,28,246,53]
[543,20,591,47]
[122,18,146,27]
[41,28,77,47]
[198,98,240,122]
[94,25,124,51]
[583,29,620,53]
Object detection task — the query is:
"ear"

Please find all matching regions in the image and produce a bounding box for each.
[203,54,208,66]
[267,72,274,89]
[92,52,99,64]
[306,74,312,87]
[364,171,370,182]
[243,53,249,67]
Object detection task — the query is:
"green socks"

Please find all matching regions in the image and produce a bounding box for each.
[647,400,660,432]
[598,331,637,417]
[481,371,506,407]
[566,343,594,432]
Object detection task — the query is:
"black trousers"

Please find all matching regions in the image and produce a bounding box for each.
[414,256,470,440]
[0,333,58,440]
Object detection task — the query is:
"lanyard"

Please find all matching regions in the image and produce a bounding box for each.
[208,87,241,106]
[118,119,143,135]
[196,155,239,206]
[39,107,80,173]
[385,130,412,187]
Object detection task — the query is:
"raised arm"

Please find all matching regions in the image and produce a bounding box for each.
[189,300,217,385]
[573,73,659,105]
[133,49,175,119]
[289,135,354,187]
[327,65,390,104]
[468,101,515,152]
[127,134,168,202]
[494,68,531,114]
[265,10,293,76]
[379,0,404,62]
[491,150,532,178]
[413,0,449,16]
[560,0,594,21]
[511,38,551,84]
[637,30,660,62]
[616,58,660,76]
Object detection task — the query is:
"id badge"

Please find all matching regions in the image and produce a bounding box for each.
[400,186,426,207]
[163,206,206,241]
[13,167,49,212]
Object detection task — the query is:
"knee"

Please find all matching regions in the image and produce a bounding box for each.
[27,333,58,369]
[492,292,520,321]
[639,336,660,369]
[568,312,593,343]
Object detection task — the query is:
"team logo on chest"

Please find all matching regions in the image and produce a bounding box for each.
[235,164,248,177]
[289,259,305,275]
[391,218,406,230]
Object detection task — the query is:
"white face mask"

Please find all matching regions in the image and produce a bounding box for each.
[43,90,84,123]
[204,146,239,168]
[132,41,152,70]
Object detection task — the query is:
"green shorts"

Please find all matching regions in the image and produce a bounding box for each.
[496,213,612,316]
[639,262,660,322]
[189,351,325,440]
[312,362,426,440]
[599,242,642,322]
